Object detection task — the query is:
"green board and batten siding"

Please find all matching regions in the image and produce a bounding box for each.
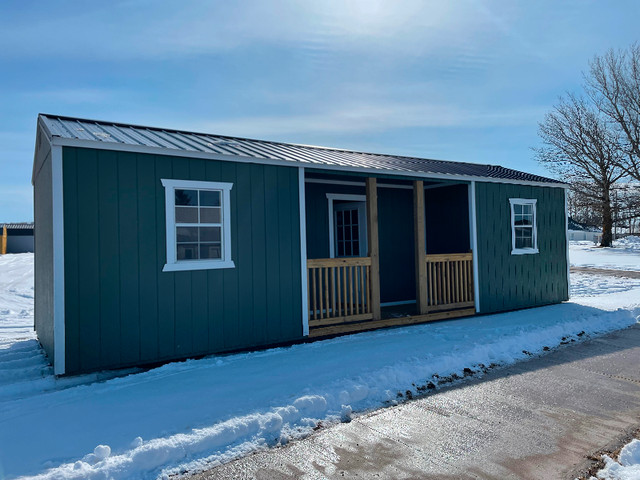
[62,146,302,374]
[475,182,568,314]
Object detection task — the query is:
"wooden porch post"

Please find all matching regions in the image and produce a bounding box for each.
[1,226,6,255]
[414,181,428,314]
[366,177,381,320]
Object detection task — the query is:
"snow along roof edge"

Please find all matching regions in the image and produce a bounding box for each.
[38,114,566,186]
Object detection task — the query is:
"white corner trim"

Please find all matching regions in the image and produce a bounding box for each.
[469,181,480,314]
[299,168,309,336]
[509,198,539,255]
[564,189,570,299]
[52,145,66,375]
[161,179,235,271]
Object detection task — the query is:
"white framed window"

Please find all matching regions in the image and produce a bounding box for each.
[161,179,234,271]
[509,198,538,255]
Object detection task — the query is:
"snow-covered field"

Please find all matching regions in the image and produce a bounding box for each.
[570,236,640,271]
[0,246,639,480]
[594,438,640,480]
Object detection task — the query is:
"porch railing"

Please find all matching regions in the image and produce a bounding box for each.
[425,252,474,311]
[307,257,373,327]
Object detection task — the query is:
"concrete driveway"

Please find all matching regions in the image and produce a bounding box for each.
[187,324,640,480]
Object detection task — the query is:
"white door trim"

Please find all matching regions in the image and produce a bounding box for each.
[326,194,367,258]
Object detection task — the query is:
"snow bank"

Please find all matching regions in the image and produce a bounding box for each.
[1,254,639,479]
[594,438,640,480]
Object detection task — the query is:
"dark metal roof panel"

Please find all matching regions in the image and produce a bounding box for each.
[1,222,34,230]
[38,114,563,185]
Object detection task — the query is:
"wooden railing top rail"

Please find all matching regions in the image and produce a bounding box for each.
[307,257,372,268]
[425,252,473,262]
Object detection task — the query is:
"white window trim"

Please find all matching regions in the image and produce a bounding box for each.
[162,179,235,271]
[509,198,539,255]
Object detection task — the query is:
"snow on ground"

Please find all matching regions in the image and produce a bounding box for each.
[0,254,639,480]
[593,438,640,480]
[570,236,640,271]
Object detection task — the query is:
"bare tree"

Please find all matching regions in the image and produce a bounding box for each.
[536,94,626,246]
[587,44,640,181]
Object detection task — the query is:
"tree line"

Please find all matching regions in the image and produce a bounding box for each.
[536,43,640,246]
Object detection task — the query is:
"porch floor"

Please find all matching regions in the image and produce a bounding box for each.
[308,305,476,338]
[381,302,418,319]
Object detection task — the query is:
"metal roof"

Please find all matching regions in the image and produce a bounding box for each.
[38,114,563,185]
[1,222,34,230]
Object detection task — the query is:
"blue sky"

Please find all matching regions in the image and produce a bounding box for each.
[1,0,639,221]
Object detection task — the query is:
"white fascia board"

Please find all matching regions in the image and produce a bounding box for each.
[298,167,309,336]
[32,122,54,186]
[50,137,569,189]
[51,145,66,375]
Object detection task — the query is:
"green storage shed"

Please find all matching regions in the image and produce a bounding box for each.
[32,114,569,375]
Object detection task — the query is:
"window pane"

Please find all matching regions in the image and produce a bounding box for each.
[337,226,344,241]
[353,226,359,240]
[200,243,222,259]
[200,207,221,223]
[176,207,198,223]
[345,226,352,241]
[177,226,198,242]
[200,190,221,207]
[175,189,198,206]
[353,240,360,256]
[514,214,532,226]
[200,226,221,242]
[515,227,533,249]
[337,240,344,257]
[351,210,359,227]
[345,242,352,256]
[337,211,343,225]
[177,243,198,260]
[521,204,532,215]
[513,204,522,215]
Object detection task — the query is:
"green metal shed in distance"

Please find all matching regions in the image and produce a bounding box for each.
[32,114,569,375]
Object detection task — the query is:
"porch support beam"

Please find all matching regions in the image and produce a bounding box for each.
[366,177,381,320]
[413,180,428,314]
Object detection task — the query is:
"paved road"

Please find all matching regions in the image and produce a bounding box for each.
[570,266,640,279]
[188,324,640,480]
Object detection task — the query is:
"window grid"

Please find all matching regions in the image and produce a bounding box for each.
[175,189,223,261]
[336,209,360,257]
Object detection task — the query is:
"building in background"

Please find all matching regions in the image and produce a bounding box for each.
[0,223,34,254]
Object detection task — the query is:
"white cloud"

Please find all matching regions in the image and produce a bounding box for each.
[191,101,546,138]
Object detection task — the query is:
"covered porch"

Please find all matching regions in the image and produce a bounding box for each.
[301,171,479,338]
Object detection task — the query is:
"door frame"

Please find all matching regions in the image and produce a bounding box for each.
[326,193,367,258]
